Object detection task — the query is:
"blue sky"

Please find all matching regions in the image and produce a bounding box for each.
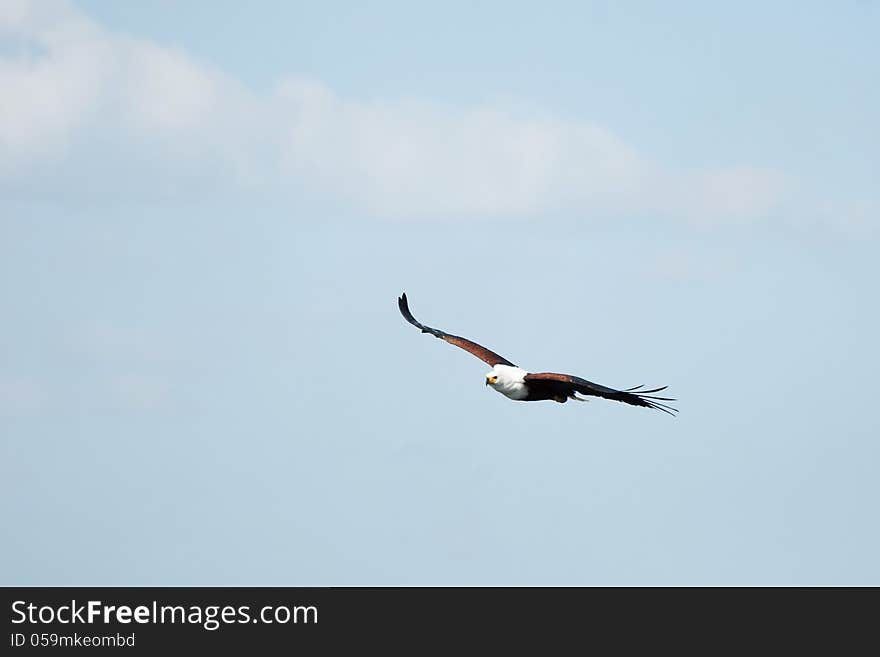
[2,1,878,584]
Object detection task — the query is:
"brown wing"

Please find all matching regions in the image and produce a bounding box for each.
[524,372,678,415]
[398,293,516,367]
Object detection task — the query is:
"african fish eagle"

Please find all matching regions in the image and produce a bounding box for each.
[398,293,677,415]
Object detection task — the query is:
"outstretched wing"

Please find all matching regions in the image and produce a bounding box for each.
[524,372,678,415]
[398,293,516,367]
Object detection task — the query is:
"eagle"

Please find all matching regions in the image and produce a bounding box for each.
[398,293,677,415]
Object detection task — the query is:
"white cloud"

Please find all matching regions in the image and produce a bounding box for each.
[657,166,794,226]
[0,0,262,184]
[0,0,794,222]
[0,0,108,170]
[277,78,662,217]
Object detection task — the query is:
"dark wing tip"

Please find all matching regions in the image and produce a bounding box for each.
[616,381,677,415]
[398,292,414,323]
[634,392,678,416]
[398,291,431,333]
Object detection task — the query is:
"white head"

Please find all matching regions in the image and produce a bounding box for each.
[484,364,529,400]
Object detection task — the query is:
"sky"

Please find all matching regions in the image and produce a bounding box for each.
[1,0,878,585]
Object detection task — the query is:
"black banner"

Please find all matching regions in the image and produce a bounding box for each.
[1,587,874,651]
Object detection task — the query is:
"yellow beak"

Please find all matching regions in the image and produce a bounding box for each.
[486,376,497,386]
